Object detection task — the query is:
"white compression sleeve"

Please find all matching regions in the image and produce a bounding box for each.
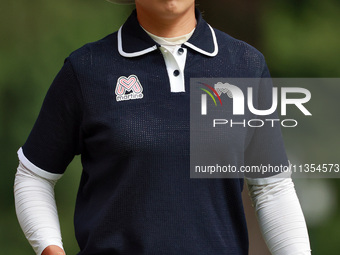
[246,177,311,255]
[14,161,64,255]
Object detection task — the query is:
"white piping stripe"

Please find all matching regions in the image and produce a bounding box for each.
[17,148,63,181]
[184,25,218,57]
[118,26,158,58]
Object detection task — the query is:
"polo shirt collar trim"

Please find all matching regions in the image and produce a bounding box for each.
[118,9,218,58]
[183,24,218,57]
[118,27,158,58]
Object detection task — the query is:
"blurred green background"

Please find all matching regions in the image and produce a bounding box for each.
[1,0,339,254]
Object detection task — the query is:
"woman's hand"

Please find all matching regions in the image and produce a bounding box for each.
[41,245,66,255]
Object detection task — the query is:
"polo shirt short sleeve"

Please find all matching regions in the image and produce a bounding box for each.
[20,59,82,175]
[244,65,289,179]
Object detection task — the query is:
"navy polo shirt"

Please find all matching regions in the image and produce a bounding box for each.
[20,9,288,255]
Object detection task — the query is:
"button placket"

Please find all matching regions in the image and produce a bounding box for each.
[159,46,187,92]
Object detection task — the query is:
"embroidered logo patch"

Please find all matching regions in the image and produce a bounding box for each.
[115,75,144,102]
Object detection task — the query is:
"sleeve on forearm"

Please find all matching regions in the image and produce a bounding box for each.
[14,160,65,255]
[246,177,311,255]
